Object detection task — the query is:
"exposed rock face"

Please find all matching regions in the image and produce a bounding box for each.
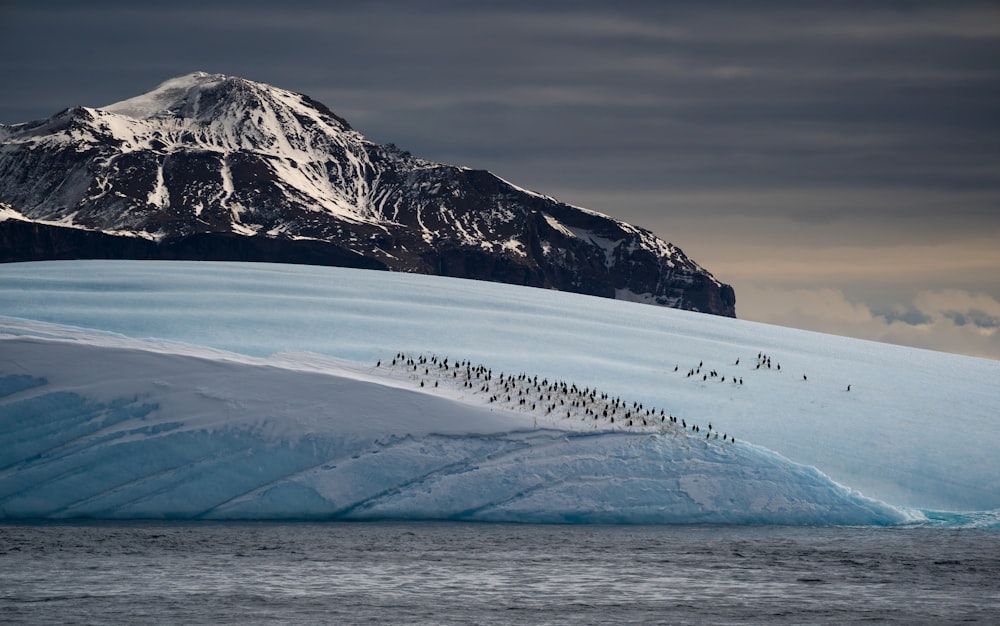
[0,72,735,316]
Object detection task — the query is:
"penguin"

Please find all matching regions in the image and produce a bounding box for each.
[847,384,851,392]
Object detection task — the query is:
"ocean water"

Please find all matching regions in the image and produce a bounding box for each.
[2,522,997,625]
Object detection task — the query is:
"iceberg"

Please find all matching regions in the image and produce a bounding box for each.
[1,260,998,524]
[1,321,903,524]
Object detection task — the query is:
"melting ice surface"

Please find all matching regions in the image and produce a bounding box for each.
[1,261,998,526]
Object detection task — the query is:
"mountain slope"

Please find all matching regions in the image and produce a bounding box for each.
[0,72,735,316]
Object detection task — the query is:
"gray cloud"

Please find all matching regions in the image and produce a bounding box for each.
[945,310,1000,330]
[877,307,933,327]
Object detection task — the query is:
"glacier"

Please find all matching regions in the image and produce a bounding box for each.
[1,260,999,525]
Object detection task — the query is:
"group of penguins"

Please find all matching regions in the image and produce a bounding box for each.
[376,352,737,445]
[678,351,784,386]
[676,351,845,389]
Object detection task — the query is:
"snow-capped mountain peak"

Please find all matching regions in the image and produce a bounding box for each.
[103,71,230,119]
[0,72,735,316]
[104,71,349,128]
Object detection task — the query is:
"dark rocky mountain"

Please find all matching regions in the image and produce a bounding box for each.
[0,72,735,316]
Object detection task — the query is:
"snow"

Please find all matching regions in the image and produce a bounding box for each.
[84,72,383,227]
[489,174,559,204]
[542,213,577,239]
[0,204,28,222]
[103,72,228,120]
[501,238,527,257]
[1,260,998,525]
[217,154,234,210]
[146,159,169,209]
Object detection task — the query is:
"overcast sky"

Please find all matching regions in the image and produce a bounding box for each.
[2,1,999,359]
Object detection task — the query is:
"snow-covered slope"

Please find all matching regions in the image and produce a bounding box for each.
[1,261,998,525]
[0,72,734,315]
[0,321,902,524]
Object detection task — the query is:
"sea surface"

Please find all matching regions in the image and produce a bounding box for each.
[1,521,998,625]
